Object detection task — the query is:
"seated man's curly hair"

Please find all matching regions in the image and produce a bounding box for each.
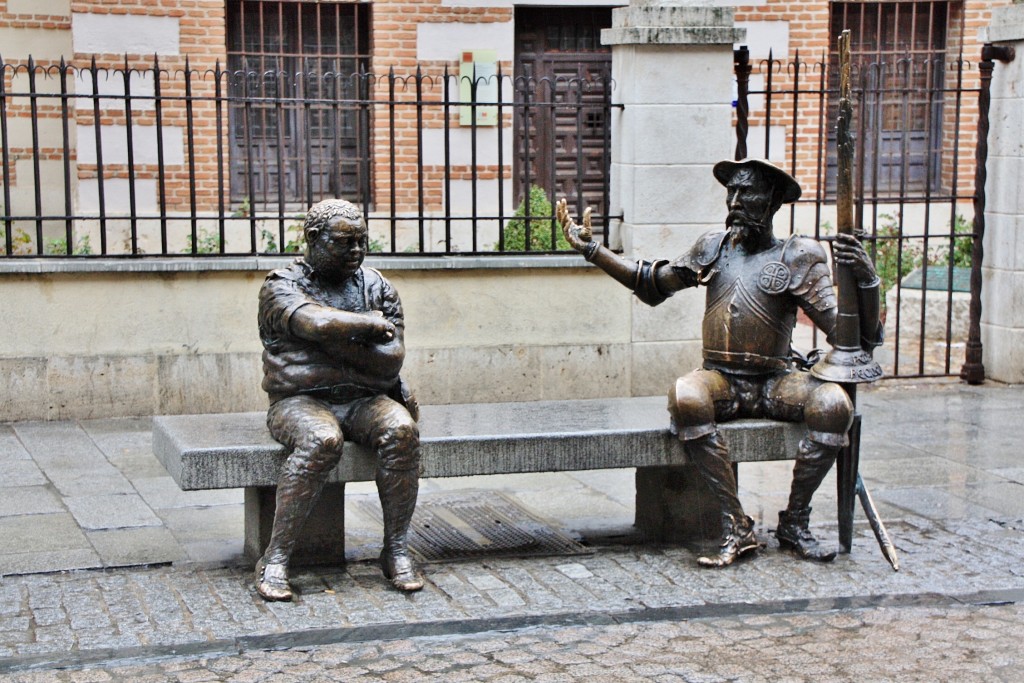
[304,199,364,239]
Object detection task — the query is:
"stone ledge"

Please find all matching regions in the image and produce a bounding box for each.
[0,254,589,275]
[603,26,745,46]
[984,4,1024,44]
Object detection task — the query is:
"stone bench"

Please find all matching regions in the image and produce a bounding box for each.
[154,396,860,565]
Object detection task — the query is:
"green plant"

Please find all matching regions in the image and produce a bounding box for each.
[501,185,571,252]
[260,214,306,254]
[232,196,251,219]
[1,227,34,255]
[46,234,93,255]
[871,213,922,297]
[931,213,973,268]
[184,228,222,254]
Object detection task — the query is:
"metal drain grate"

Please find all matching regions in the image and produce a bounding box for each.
[356,491,592,563]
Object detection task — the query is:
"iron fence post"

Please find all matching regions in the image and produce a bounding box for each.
[733,45,750,161]
[961,44,1015,384]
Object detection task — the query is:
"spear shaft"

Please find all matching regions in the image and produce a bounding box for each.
[818,31,898,571]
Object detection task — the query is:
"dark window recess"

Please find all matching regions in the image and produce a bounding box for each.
[827,1,955,196]
[514,7,613,226]
[227,0,371,210]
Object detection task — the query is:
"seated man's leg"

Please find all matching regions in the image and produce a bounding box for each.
[341,395,423,592]
[259,395,345,601]
[669,369,760,568]
[767,373,853,562]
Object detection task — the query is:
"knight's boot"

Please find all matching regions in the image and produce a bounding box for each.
[777,438,839,562]
[776,507,836,562]
[376,466,424,592]
[697,512,761,568]
[685,430,761,568]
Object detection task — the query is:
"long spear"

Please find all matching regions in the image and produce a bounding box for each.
[811,30,898,572]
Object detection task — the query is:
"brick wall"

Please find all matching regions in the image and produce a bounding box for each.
[69,1,226,223]
[370,0,512,218]
[734,0,1009,200]
[2,0,1011,253]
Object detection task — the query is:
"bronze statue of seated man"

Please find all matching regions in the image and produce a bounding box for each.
[255,198,423,600]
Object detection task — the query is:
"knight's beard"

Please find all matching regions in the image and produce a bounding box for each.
[726,214,770,249]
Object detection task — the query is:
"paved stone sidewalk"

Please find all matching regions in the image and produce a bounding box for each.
[3,600,1022,682]
[1,380,1023,680]
[1,512,1023,675]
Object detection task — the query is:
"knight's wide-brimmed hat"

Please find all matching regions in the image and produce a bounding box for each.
[712,159,802,204]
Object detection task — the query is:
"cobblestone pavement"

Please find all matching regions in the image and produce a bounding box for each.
[1,513,1023,679]
[1,380,1023,680]
[3,600,1022,682]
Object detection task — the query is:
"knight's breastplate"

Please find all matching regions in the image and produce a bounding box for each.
[701,244,797,374]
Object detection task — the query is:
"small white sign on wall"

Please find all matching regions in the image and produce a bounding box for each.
[460,49,498,126]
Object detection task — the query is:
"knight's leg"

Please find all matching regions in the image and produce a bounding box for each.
[258,396,343,601]
[669,371,760,568]
[345,396,424,592]
[769,376,853,562]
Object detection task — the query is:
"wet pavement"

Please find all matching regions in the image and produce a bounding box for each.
[1,379,1023,681]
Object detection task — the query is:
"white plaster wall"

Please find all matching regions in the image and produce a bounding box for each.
[6,116,70,156]
[416,21,514,62]
[735,21,790,60]
[11,160,72,215]
[421,126,513,167]
[76,124,184,166]
[445,179,513,216]
[441,1,623,7]
[0,266,636,419]
[743,124,786,164]
[77,178,159,215]
[0,27,73,61]
[74,70,156,111]
[72,13,180,56]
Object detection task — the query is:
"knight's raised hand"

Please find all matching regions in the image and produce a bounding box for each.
[556,198,593,254]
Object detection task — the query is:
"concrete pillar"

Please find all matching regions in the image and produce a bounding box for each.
[244,483,347,566]
[981,5,1024,383]
[604,1,745,543]
[603,0,745,395]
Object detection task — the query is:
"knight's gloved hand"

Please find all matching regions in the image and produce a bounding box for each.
[556,198,594,255]
[833,232,878,286]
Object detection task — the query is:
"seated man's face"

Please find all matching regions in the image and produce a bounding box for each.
[309,216,368,282]
[725,168,775,244]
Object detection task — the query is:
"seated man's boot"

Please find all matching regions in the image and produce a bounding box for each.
[377,466,424,592]
[776,507,836,562]
[698,513,761,568]
[255,555,293,601]
[379,550,424,592]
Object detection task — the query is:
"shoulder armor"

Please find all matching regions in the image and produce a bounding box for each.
[780,235,828,290]
[683,230,729,271]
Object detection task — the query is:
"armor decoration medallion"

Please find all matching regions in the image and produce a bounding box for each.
[757,261,791,295]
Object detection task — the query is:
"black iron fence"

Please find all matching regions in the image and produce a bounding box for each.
[734,46,992,380]
[0,56,614,258]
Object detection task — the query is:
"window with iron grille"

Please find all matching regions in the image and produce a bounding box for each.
[514,7,613,229]
[827,1,959,196]
[226,0,371,211]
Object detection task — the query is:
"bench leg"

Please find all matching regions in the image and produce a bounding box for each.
[836,413,862,554]
[635,465,721,543]
[243,483,348,566]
